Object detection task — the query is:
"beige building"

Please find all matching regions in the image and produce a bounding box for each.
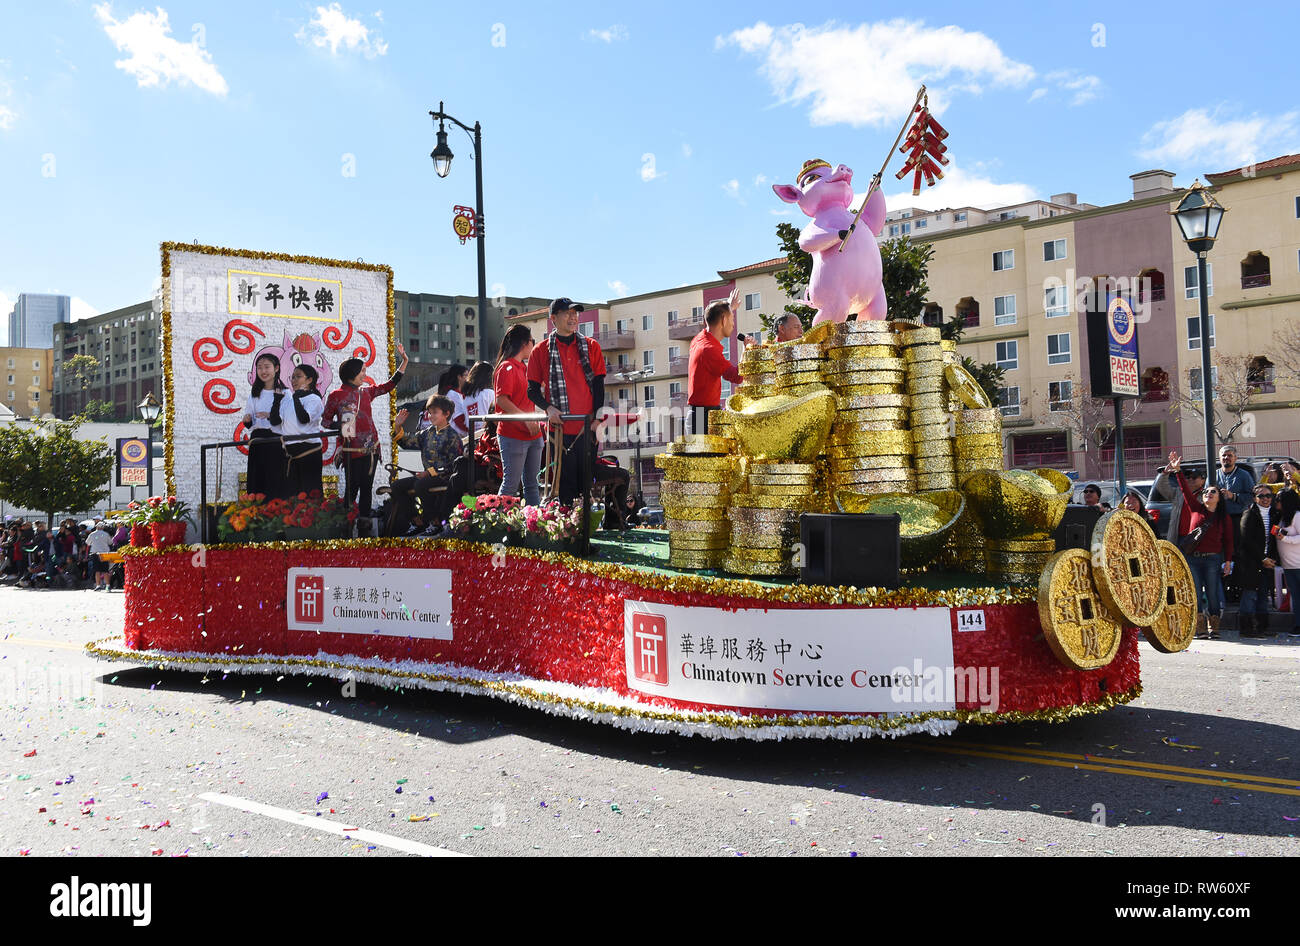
[1,347,54,419]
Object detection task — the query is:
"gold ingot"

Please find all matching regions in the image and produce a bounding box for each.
[748,473,817,487]
[914,455,955,475]
[660,454,736,481]
[659,492,730,509]
[777,383,827,398]
[733,384,776,399]
[910,420,950,441]
[943,363,993,408]
[838,407,909,425]
[774,370,825,387]
[897,325,942,345]
[748,461,816,475]
[1091,508,1168,627]
[909,391,946,412]
[773,343,825,362]
[1038,549,1124,670]
[668,434,735,455]
[828,429,913,452]
[722,557,796,577]
[730,493,815,511]
[793,321,834,346]
[835,383,904,397]
[963,468,1073,540]
[725,546,790,564]
[837,393,908,410]
[839,490,965,568]
[824,356,905,374]
[662,503,728,522]
[664,517,730,534]
[669,551,725,570]
[1139,541,1197,654]
[669,535,730,551]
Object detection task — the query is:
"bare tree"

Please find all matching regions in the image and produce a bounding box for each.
[1272,320,1300,393]
[1169,354,1264,444]
[1038,381,1143,479]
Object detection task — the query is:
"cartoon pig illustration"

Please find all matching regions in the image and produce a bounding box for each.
[773,159,888,325]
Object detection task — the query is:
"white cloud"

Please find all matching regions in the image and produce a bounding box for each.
[93,4,229,96]
[1028,88,1047,103]
[722,179,741,198]
[586,25,629,43]
[0,105,14,131]
[1045,70,1101,106]
[718,19,1034,127]
[1138,106,1300,170]
[681,142,693,158]
[640,153,663,182]
[607,280,630,297]
[297,3,388,57]
[70,298,101,321]
[881,161,1035,212]
[753,173,769,186]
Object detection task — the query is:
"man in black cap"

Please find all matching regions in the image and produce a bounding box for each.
[527,298,606,505]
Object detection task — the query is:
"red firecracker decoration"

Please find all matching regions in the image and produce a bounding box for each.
[895,104,949,196]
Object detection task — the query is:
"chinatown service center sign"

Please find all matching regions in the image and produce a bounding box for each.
[624,601,980,713]
[287,567,452,640]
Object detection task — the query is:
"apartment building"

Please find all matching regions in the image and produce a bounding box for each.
[0,347,54,418]
[884,193,1096,239]
[52,301,160,421]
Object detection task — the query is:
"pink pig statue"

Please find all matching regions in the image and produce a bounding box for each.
[773,159,888,325]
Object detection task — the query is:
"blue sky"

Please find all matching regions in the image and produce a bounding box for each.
[2,0,1299,337]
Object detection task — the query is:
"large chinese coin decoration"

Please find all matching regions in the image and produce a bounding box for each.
[1038,549,1123,671]
[1090,509,1168,627]
[1138,540,1197,654]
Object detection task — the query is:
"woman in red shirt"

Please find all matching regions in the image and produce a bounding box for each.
[493,325,543,506]
[1168,452,1233,638]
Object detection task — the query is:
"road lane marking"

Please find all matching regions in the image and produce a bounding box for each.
[945,740,1300,787]
[1,636,83,652]
[910,744,1300,796]
[197,792,469,857]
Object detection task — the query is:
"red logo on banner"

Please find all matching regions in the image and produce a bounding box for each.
[294,575,325,624]
[631,612,669,685]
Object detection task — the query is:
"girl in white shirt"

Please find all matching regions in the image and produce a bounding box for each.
[461,361,495,439]
[279,364,325,498]
[242,354,288,499]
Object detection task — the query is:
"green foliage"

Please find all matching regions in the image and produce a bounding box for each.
[762,222,816,337]
[961,357,1007,409]
[0,417,115,525]
[77,399,116,421]
[878,237,933,323]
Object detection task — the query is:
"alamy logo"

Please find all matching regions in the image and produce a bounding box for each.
[631,612,668,685]
[49,877,151,926]
[294,575,325,624]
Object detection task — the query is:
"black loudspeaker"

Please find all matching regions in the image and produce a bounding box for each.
[1054,503,1104,552]
[800,513,901,588]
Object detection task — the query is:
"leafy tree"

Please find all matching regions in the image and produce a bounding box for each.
[0,417,115,526]
[60,354,114,420]
[938,314,1006,407]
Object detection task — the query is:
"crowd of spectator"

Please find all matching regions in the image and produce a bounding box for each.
[1,517,127,591]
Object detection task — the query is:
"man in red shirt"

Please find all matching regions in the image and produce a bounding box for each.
[527,298,605,505]
[687,290,744,434]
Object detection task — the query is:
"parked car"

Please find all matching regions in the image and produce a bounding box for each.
[638,506,665,527]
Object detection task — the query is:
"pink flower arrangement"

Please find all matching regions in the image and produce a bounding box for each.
[450,498,583,543]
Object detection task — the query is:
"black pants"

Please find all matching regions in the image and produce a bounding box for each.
[342,452,378,516]
[246,429,286,499]
[597,466,631,529]
[559,431,592,507]
[691,405,717,435]
[285,446,323,498]
[388,474,452,536]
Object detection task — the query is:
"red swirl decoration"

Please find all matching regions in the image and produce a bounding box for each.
[353,330,376,367]
[203,378,240,415]
[223,319,265,355]
[322,321,353,351]
[233,421,250,456]
[192,337,230,372]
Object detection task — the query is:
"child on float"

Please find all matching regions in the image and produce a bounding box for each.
[388,394,463,536]
[322,345,408,525]
[279,363,325,498]
[242,353,288,499]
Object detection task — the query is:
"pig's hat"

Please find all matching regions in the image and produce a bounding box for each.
[797,159,831,187]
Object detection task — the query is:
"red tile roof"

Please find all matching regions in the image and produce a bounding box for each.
[716,257,786,279]
[508,307,549,321]
[1207,153,1300,183]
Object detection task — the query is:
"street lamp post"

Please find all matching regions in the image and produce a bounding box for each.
[429,102,488,355]
[138,392,161,497]
[1171,180,1227,477]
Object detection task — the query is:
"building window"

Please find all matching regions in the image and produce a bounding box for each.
[996,340,1018,371]
[997,386,1020,418]
[1044,286,1070,319]
[1049,380,1072,411]
[745,292,761,311]
[1241,251,1271,289]
[618,388,629,402]
[691,306,703,320]
[32,359,41,369]
[1187,315,1216,350]
[1247,356,1276,393]
[956,298,979,328]
[465,342,475,356]
[994,295,1016,326]
[579,321,594,337]
[465,326,474,338]
[409,321,419,334]
[1043,239,1067,262]
[643,385,655,407]
[616,318,630,333]
[666,310,678,323]
[1047,333,1071,365]
[955,212,967,222]
[410,339,420,352]
[643,350,654,369]
[1189,366,1218,397]
[914,218,928,229]
[642,314,653,331]
[617,354,630,369]
[921,303,943,327]
[889,225,900,237]
[992,250,1015,272]
[668,345,680,361]
[464,308,475,319]
[669,381,682,397]
[1183,263,1213,299]
[900,222,911,235]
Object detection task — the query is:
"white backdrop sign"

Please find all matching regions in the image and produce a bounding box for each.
[161,244,393,518]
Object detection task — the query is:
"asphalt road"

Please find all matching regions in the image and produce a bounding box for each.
[2,584,1298,858]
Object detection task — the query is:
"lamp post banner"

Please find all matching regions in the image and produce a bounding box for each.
[1106,296,1140,398]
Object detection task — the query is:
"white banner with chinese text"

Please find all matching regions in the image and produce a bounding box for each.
[287,567,452,639]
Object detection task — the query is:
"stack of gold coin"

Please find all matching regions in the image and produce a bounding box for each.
[985,533,1056,584]
[953,408,1003,476]
[826,429,915,496]
[724,465,813,577]
[901,327,954,492]
[940,339,962,413]
[821,321,902,396]
[735,345,777,399]
[707,408,735,442]
[773,343,825,397]
[659,444,737,570]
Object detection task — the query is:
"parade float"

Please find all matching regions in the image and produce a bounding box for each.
[87,92,1197,741]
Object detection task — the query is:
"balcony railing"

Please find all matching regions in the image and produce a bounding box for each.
[598,328,637,350]
[1140,389,1170,403]
[1138,286,1166,303]
[669,393,687,409]
[668,356,689,375]
[1241,273,1271,289]
[668,316,705,340]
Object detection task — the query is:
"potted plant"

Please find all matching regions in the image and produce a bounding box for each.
[123,501,151,547]
[145,495,193,549]
[216,493,279,544]
[280,491,357,541]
